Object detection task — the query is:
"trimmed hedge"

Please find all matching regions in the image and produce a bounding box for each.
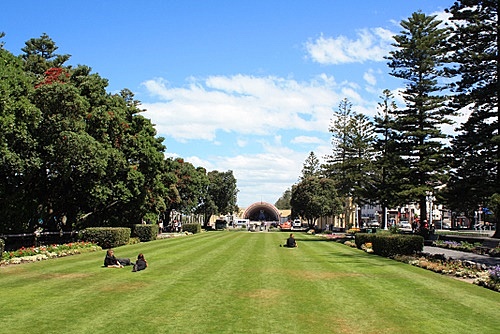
[182,223,201,234]
[355,233,423,257]
[133,224,158,242]
[79,227,131,249]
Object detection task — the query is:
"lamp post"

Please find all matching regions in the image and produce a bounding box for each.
[426,191,435,225]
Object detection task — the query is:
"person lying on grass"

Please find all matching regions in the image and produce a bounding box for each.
[132,253,148,272]
[281,233,298,248]
[103,249,131,268]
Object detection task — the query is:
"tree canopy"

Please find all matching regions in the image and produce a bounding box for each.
[444,0,499,234]
[385,11,454,222]
[290,176,342,227]
[0,34,238,234]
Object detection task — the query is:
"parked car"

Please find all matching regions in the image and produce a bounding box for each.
[292,219,302,229]
[279,221,292,229]
[398,220,411,229]
[366,220,380,228]
[441,222,451,229]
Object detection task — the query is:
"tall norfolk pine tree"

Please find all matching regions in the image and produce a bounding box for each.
[324,98,375,227]
[386,12,455,223]
[370,90,404,228]
[444,0,499,234]
[300,151,321,180]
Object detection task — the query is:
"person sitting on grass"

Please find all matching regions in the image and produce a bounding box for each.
[132,253,148,272]
[103,249,131,268]
[281,233,298,248]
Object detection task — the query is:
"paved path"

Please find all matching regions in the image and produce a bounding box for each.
[423,246,500,267]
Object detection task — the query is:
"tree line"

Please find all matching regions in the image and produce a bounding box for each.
[0,33,238,234]
[278,2,499,236]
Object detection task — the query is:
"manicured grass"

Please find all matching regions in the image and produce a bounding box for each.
[1,232,499,334]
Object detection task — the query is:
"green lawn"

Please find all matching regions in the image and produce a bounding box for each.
[1,232,498,334]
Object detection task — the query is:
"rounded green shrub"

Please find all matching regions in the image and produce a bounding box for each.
[356,233,423,257]
[79,227,131,249]
[182,223,201,234]
[133,224,158,242]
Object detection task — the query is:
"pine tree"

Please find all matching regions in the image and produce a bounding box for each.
[21,33,70,75]
[300,151,320,180]
[324,98,355,197]
[445,0,499,234]
[324,98,376,227]
[370,89,403,228]
[386,12,455,223]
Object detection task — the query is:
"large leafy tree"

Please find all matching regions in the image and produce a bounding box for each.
[196,170,238,225]
[275,188,292,210]
[0,34,169,232]
[0,47,42,233]
[208,170,238,216]
[290,176,342,227]
[163,158,209,223]
[386,11,455,223]
[0,33,237,235]
[109,89,166,226]
[445,0,499,234]
[30,67,166,229]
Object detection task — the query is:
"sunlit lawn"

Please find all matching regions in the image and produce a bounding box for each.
[0,231,498,334]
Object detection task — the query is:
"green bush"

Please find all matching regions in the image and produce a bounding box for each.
[133,224,158,242]
[355,233,423,257]
[182,223,201,234]
[128,237,141,245]
[79,227,131,249]
[354,233,374,249]
[0,238,4,255]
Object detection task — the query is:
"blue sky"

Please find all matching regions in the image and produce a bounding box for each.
[2,0,456,208]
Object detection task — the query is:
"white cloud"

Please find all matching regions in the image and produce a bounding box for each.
[141,73,388,207]
[142,74,350,142]
[291,136,324,145]
[305,28,395,65]
[363,69,377,86]
[236,138,248,147]
[206,145,309,207]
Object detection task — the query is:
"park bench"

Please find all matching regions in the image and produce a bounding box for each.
[475,239,500,255]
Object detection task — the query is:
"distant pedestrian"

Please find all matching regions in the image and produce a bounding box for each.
[158,219,164,234]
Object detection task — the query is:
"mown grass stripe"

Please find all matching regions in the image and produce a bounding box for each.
[1,232,499,334]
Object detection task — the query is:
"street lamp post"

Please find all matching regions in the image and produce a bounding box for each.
[426,191,435,226]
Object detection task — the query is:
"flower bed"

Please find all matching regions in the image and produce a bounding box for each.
[433,240,481,252]
[477,265,500,291]
[392,254,500,292]
[1,241,102,266]
[433,239,500,257]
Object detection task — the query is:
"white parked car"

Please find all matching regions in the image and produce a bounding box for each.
[366,220,380,228]
[398,220,411,229]
[292,219,302,228]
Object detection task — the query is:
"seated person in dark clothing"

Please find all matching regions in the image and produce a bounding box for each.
[103,249,131,268]
[283,233,298,248]
[132,253,148,272]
